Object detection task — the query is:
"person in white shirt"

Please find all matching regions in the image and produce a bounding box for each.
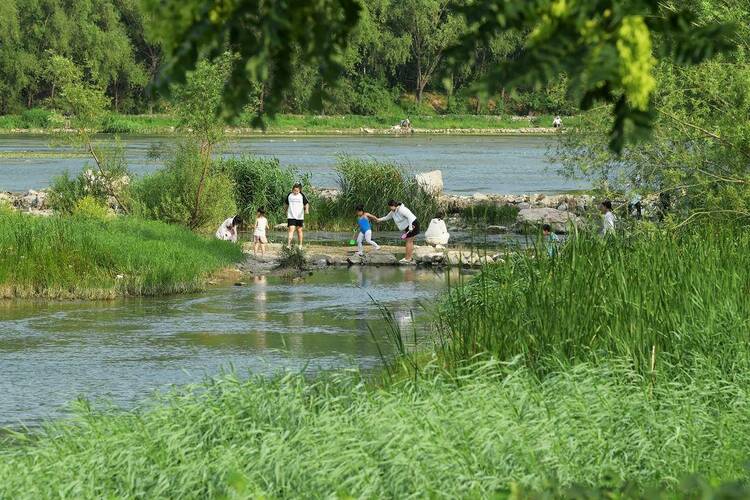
[372,200,419,264]
[600,200,616,235]
[253,208,269,256]
[424,212,450,246]
[552,115,562,128]
[284,183,310,248]
[215,215,242,243]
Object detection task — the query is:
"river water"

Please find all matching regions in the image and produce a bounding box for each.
[0,134,588,194]
[0,267,452,427]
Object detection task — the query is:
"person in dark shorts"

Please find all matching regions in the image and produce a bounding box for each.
[373,200,419,264]
[284,183,309,248]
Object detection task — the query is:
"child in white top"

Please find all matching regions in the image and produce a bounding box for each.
[253,208,268,255]
[215,215,242,243]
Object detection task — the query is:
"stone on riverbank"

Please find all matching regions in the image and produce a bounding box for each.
[415,170,443,194]
[515,208,580,233]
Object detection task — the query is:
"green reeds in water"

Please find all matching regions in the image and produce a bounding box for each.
[436,225,750,375]
[0,213,242,298]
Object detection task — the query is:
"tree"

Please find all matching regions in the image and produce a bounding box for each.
[144,0,734,151]
[172,53,234,229]
[388,0,466,102]
[44,53,82,107]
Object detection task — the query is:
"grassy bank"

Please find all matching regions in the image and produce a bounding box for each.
[0,213,242,298]
[0,111,579,136]
[0,360,747,498]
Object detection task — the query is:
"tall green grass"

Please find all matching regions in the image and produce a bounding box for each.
[0,360,748,498]
[0,213,242,298]
[313,156,440,229]
[436,226,750,375]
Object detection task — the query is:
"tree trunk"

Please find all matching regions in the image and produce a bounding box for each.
[416,58,423,102]
[190,142,212,229]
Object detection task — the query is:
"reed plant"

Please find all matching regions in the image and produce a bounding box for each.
[0,213,242,298]
[436,225,750,375]
[0,359,748,498]
[329,156,440,226]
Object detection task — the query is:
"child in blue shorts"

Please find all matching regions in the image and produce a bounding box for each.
[355,204,381,256]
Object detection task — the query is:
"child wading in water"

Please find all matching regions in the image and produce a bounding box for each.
[253,208,268,256]
[355,204,381,256]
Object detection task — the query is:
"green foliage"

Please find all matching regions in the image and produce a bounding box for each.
[449,1,736,152]
[1,361,750,496]
[330,157,440,227]
[460,202,519,226]
[132,143,236,233]
[279,244,307,270]
[71,195,113,221]
[214,155,297,223]
[0,213,241,298]
[437,226,750,376]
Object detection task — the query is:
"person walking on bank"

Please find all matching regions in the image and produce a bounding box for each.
[284,183,309,248]
[373,200,419,264]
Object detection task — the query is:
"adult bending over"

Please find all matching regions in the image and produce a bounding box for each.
[374,200,419,264]
[215,215,242,243]
[285,183,310,248]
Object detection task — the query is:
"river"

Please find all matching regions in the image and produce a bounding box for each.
[0,267,454,427]
[0,134,588,194]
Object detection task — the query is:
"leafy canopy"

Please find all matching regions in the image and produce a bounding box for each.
[146,0,735,151]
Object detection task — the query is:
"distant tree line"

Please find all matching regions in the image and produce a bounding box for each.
[0,0,576,116]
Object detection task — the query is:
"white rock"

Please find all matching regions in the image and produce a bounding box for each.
[516,207,581,233]
[415,170,443,194]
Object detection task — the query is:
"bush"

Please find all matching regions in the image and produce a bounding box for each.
[19,108,53,128]
[48,146,131,214]
[214,155,298,224]
[100,114,138,134]
[350,78,400,116]
[132,142,236,233]
[72,195,113,220]
[330,157,440,227]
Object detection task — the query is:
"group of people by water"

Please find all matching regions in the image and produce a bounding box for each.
[216,183,450,264]
[217,182,618,263]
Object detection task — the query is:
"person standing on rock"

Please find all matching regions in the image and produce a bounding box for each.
[373,200,419,264]
[284,183,309,249]
[355,204,381,256]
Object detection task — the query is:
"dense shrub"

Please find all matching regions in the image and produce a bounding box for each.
[132,143,236,233]
[19,108,53,128]
[100,114,138,133]
[328,157,440,227]
[214,155,299,223]
[71,195,113,220]
[460,202,519,225]
[350,78,400,116]
[48,146,131,214]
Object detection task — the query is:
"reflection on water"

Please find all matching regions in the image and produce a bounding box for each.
[0,134,588,194]
[0,267,450,426]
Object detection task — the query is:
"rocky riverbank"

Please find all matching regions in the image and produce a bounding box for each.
[237,242,504,276]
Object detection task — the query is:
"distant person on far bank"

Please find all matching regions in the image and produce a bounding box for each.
[373,200,419,264]
[425,212,450,247]
[253,208,268,256]
[215,215,242,243]
[284,183,309,248]
[600,200,616,236]
[552,115,563,128]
